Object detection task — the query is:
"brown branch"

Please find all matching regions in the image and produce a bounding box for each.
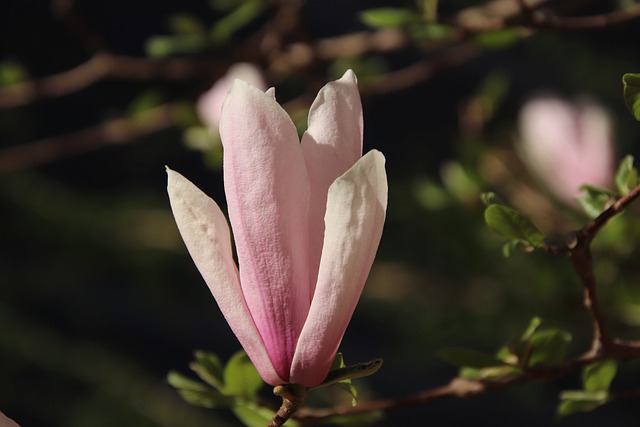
[525,3,640,30]
[0,54,224,109]
[0,103,179,172]
[296,342,640,423]
[294,182,640,424]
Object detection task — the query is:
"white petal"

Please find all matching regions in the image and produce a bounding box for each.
[290,150,387,387]
[167,167,284,385]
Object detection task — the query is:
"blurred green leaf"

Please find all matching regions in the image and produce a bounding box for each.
[622,73,640,120]
[125,90,165,118]
[557,390,608,417]
[419,0,438,22]
[223,351,264,398]
[333,381,358,406]
[0,59,27,86]
[527,329,571,367]
[577,185,615,218]
[437,347,509,369]
[484,204,544,247]
[360,8,417,28]
[167,370,210,392]
[324,411,384,426]
[210,0,265,44]
[167,371,233,408]
[169,13,207,36]
[480,192,505,206]
[410,23,454,41]
[191,350,225,390]
[473,29,520,50]
[520,316,542,342]
[459,364,521,381]
[582,360,617,392]
[615,155,638,195]
[145,35,208,58]
[232,403,297,427]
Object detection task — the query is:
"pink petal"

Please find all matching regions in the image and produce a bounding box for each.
[197,63,266,129]
[0,411,19,427]
[290,150,387,387]
[301,70,364,284]
[219,81,312,381]
[167,168,284,386]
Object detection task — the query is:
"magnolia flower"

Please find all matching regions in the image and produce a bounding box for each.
[168,70,387,388]
[517,97,614,204]
[0,411,19,427]
[197,63,267,130]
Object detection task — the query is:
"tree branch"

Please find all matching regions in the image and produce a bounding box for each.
[0,103,179,172]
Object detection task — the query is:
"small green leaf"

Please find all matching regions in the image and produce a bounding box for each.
[459,365,521,381]
[437,347,509,369]
[557,390,609,417]
[168,13,207,36]
[126,90,164,118]
[190,350,225,390]
[484,204,544,247]
[582,360,617,392]
[615,155,638,195]
[333,381,358,406]
[167,371,210,391]
[520,317,543,342]
[319,358,383,387]
[324,411,384,426]
[359,8,416,28]
[145,35,208,58]
[232,402,299,427]
[473,29,520,50]
[0,59,27,86]
[622,73,640,121]
[527,329,571,367]
[167,371,233,408]
[480,191,505,206]
[210,0,265,44]
[223,351,264,398]
[577,185,615,218]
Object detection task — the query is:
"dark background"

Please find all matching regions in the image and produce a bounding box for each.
[2,0,640,426]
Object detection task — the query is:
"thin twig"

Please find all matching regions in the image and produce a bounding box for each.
[0,103,179,172]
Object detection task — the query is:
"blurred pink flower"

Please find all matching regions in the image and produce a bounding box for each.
[168,70,387,388]
[518,97,615,204]
[0,411,19,427]
[196,63,267,130]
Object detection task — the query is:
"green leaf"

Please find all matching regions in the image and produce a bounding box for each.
[480,191,505,206]
[484,204,544,247]
[359,8,416,28]
[0,59,27,86]
[459,364,521,381]
[126,90,164,118]
[527,329,571,367]
[582,360,617,392]
[324,411,384,426]
[190,350,225,390]
[210,0,265,44]
[333,381,358,406]
[622,73,640,121]
[557,390,609,417]
[223,350,264,398]
[577,185,615,218]
[232,402,300,427]
[473,29,520,50]
[520,317,542,342]
[167,370,210,391]
[167,371,233,408]
[168,13,206,36]
[145,35,208,58]
[437,347,509,369]
[615,155,638,195]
